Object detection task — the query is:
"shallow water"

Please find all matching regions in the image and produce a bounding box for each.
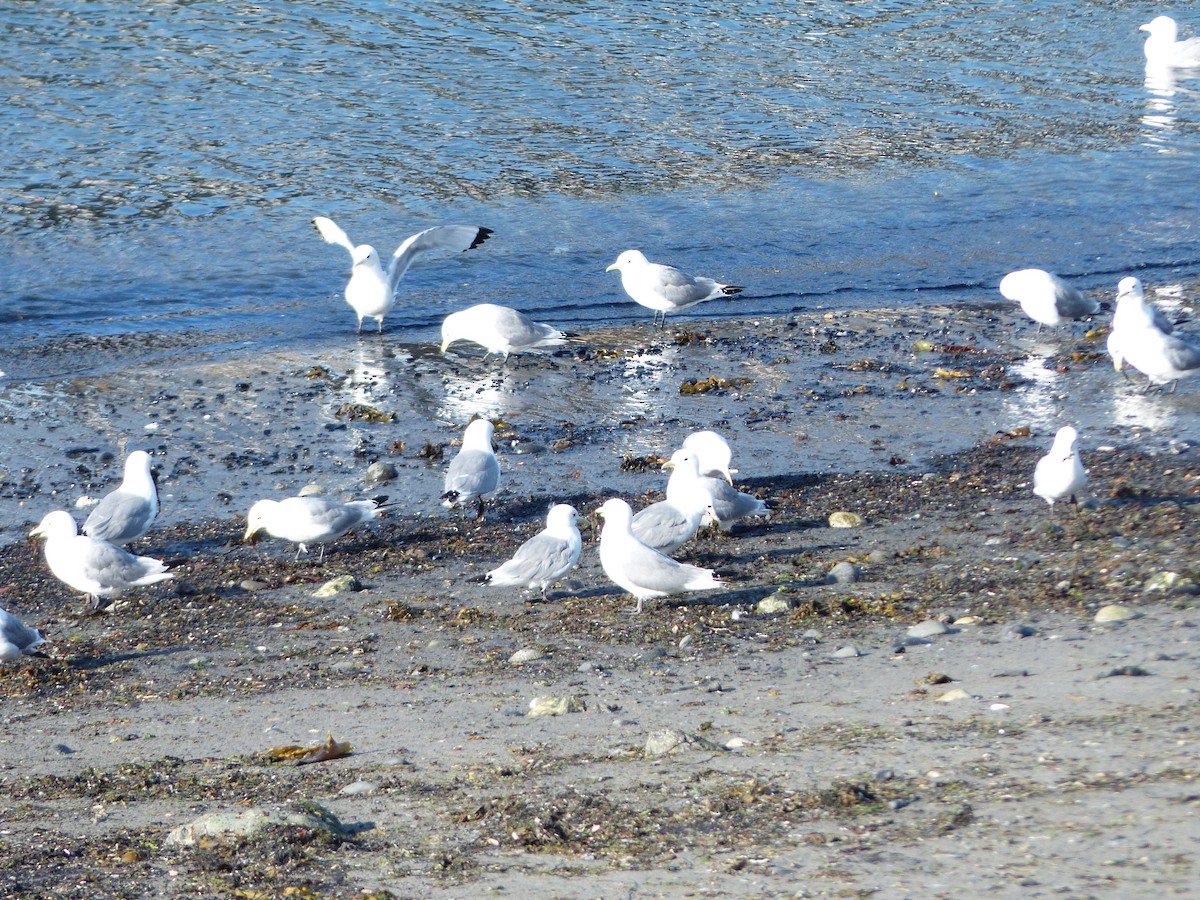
[2,1,1199,349]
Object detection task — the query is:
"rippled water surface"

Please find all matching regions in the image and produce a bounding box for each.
[2,0,1200,347]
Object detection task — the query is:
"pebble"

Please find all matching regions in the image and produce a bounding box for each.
[1094,604,1139,624]
[1002,623,1039,640]
[365,461,398,484]
[313,575,361,598]
[1143,572,1199,596]
[509,648,544,664]
[827,562,861,585]
[298,483,324,496]
[828,511,863,528]
[935,688,972,703]
[832,645,861,659]
[645,729,686,756]
[166,803,346,847]
[757,592,793,614]
[338,781,378,796]
[908,619,951,638]
[240,579,270,592]
[527,695,586,717]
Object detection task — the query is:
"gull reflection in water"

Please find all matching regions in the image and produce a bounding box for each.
[1003,353,1067,433]
[1141,65,1179,152]
[1110,379,1179,431]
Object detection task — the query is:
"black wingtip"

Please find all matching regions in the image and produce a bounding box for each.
[722,285,745,296]
[469,227,494,251]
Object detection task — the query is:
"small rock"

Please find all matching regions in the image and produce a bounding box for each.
[313,575,362,598]
[757,592,793,614]
[365,461,398,485]
[165,803,346,847]
[827,562,861,585]
[338,780,378,796]
[1094,604,1139,624]
[527,695,586,717]
[240,579,270,592]
[1143,572,1200,596]
[908,619,951,638]
[828,511,863,529]
[1097,665,1152,679]
[935,688,972,703]
[645,729,687,756]
[509,648,544,664]
[1002,623,1038,640]
[724,737,753,749]
[832,645,861,658]
[298,483,325,496]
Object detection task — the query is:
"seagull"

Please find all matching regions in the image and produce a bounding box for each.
[244,495,386,561]
[440,303,568,361]
[999,268,1099,330]
[1140,16,1200,68]
[441,419,500,519]
[1108,276,1176,380]
[606,249,743,328]
[681,430,736,483]
[632,452,711,555]
[30,510,173,611]
[82,450,159,545]
[0,607,47,662]
[698,473,768,531]
[484,504,582,600]
[596,498,721,613]
[1112,318,1200,392]
[312,216,493,333]
[1033,426,1088,511]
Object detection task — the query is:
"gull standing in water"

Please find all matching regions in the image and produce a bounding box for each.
[83,450,159,545]
[440,304,568,361]
[313,216,492,333]
[442,419,500,519]
[597,498,721,613]
[1033,426,1088,511]
[484,504,582,600]
[606,249,743,327]
[30,511,173,611]
[244,495,386,561]
[999,269,1099,330]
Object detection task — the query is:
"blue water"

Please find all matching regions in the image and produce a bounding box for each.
[2,1,1199,348]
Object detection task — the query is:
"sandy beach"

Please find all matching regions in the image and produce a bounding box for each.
[1,298,1199,898]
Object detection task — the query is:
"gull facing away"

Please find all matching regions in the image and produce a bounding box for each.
[82,450,159,545]
[440,303,568,361]
[999,269,1099,330]
[244,495,386,561]
[0,607,47,662]
[1033,426,1087,511]
[632,451,712,554]
[442,419,500,519]
[1141,16,1200,68]
[484,504,582,600]
[312,216,493,333]
[681,430,736,483]
[596,498,721,613]
[606,249,743,328]
[30,510,173,611]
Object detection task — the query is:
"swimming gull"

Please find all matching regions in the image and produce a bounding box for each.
[440,303,568,361]
[999,269,1099,330]
[606,249,743,328]
[1033,426,1087,511]
[0,607,47,662]
[82,450,159,545]
[312,216,492,333]
[244,495,386,561]
[681,429,736,483]
[442,419,500,518]
[596,498,721,613]
[1140,16,1200,68]
[30,510,173,611]
[484,503,582,600]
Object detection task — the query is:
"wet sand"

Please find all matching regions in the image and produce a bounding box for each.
[1,296,1199,897]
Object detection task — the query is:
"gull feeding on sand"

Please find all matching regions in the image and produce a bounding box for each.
[1141,16,1200,68]
[1033,426,1088,511]
[681,430,736,484]
[606,249,743,328]
[440,303,568,361]
[244,495,386,561]
[30,510,173,611]
[631,451,711,555]
[999,268,1099,330]
[442,419,500,518]
[0,607,47,662]
[312,215,493,333]
[484,503,582,601]
[597,498,721,613]
[82,450,159,545]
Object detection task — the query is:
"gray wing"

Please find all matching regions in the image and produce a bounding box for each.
[444,449,500,501]
[85,541,168,591]
[1053,280,1099,318]
[0,609,44,653]
[1164,333,1200,372]
[705,477,767,523]
[499,309,566,349]
[623,541,710,593]
[646,263,724,308]
[83,490,154,543]
[490,533,579,587]
[312,216,356,255]
[296,498,376,540]
[388,225,493,293]
[632,502,699,552]
[1149,304,1175,334]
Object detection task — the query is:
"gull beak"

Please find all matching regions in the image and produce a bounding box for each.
[1139,23,1151,32]
[661,460,676,471]
[439,339,451,354]
[28,525,44,539]
[243,526,262,545]
[605,263,619,273]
